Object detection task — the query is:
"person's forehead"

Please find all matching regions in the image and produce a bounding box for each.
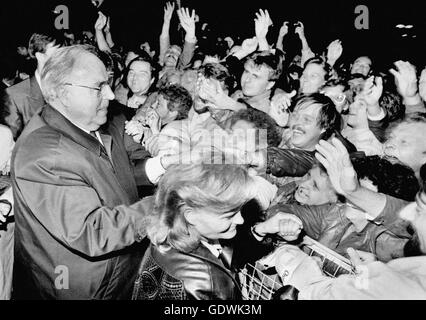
[232,119,255,130]
[294,102,322,116]
[244,61,270,76]
[304,63,325,74]
[70,53,107,81]
[130,61,151,72]
[393,122,426,140]
[354,57,371,65]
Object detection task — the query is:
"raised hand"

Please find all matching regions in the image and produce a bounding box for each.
[326,39,343,65]
[94,12,108,31]
[163,2,175,22]
[145,108,162,134]
[419,68,426,102]
[269,90,296,127]
[362,76,383,106]
[177,7,196,39]
[254,9,273,40]
[279,21,289,37]
[315,138,359,195]
[294,21,305,38]
[389,60,418,99]
[240,37,259,55]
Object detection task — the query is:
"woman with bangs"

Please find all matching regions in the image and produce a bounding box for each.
[132,163,302,300]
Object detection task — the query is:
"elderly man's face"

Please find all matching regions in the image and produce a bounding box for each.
[351,56,372,77]
[241,61,274,97]
[289,102,324,151]
[383,122,426,175]
[62,53,115,131]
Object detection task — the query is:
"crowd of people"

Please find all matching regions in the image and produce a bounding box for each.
[1,0,426,300]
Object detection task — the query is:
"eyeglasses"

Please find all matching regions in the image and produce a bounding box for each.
[64,82,110,96]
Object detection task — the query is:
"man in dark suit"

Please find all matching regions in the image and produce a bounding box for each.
[11,45,174,299]
[3,33,60,139]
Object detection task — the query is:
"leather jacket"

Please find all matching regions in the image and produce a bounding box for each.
[132,243,241,300]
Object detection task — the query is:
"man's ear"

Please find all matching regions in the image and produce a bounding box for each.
[56,86,70,107]
[266,80,275,91]
[169,110,178,121]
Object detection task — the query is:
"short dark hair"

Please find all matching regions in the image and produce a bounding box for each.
[303,56,332,81]
[123,52,158,89]
[228,108,282,147]
[157,84,193,121]
[352,155,420,201]
[245,51,284,81]
[379,91,405,122]
[294,93,342,140]
[198,63,236,93]
[28,33,57,59]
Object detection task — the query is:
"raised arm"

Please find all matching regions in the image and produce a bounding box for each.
[176,7,197,69]
[159,2,175,66]
[276,21,289,52]
[295,22,315,66]
[390,60,425,113]
[326,39,343,68]
[254,9,273,51]
[104,15,114,49]
[94,12,111,53]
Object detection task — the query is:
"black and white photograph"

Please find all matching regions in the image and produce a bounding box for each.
[1,0,426,308]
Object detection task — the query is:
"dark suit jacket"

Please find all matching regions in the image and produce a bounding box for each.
[3,76,46,139]
[12,104,154,299]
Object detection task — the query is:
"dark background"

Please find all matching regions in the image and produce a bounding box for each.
[1,0,425,70]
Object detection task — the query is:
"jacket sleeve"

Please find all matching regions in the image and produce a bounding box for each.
[2,90,23,140]
[267,147,316,177]
[14,142,153,258]
[177,40,196,70]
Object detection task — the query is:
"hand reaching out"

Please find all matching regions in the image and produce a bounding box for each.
[315,138,359,195]
[256,212,303,241]
[163,2,175,22]
[389,60,418,99]
[362,76,383,106]
[269,90,296,127]
[254,9,273,40]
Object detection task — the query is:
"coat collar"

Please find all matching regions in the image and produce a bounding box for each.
[29,76,45,103]
[41,105,110,160]
[187,243,240,290]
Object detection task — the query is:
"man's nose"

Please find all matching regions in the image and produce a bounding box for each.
[232,211,244,225]
[103,85,115,100]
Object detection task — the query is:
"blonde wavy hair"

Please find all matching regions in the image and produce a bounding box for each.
[146,163,257,253]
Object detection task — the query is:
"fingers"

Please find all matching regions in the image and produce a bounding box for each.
[346,248,363,266]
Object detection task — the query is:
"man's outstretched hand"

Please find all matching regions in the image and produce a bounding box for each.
[315,138,359,195]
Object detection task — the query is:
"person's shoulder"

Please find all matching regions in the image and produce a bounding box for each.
[5,77,30,96]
